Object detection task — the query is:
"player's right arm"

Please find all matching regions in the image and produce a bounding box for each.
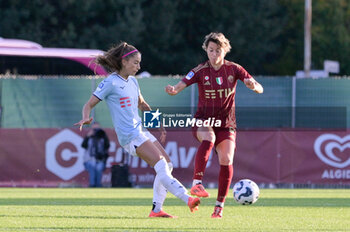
[165,81,186,96]
[75,78,112,130]
[166,68,199,95]
[74,95,100,131]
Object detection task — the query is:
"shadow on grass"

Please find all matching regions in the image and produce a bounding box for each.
[0,198,349,207]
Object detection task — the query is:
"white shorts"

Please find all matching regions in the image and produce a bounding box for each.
[122,131,157,156]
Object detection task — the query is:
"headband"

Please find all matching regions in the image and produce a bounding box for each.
[122,49,138,58]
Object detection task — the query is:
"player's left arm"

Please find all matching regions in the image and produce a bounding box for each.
[244,78,264,94]
[236,64,264,94]
[138,93,151,111]
[138,93,167,144]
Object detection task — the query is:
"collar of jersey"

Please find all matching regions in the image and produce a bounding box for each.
[208,60,225,72]
[114,72,129,82]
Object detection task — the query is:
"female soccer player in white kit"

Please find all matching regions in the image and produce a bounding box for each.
[75,42,200,218]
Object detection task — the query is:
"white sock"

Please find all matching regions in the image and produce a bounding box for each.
[151,162,173,212]
[152,202,162,213]
[168,162,173,173]
[152,173,167,212]
[154,159,190,204]
[192,179,202,187]
[216,201,224,207]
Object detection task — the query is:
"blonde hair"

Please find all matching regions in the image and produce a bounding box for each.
[95,42,139,72]
[202,32,231,54]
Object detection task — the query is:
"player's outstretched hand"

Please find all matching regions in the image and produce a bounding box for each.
[74,117,93,131]
[244,78,263,94]
[165,85,177,95]
[244,78,255,89]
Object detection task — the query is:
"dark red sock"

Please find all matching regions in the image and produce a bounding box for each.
[217,164,233,203]
[193,140,214,180]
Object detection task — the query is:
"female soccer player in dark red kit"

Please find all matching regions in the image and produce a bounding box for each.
[165,32,263,218]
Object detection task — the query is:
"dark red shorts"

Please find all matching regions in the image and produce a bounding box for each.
[192,125,236,148]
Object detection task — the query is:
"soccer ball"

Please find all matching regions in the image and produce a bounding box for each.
[233,179,260,205]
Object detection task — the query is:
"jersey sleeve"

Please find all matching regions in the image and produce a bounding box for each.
[93,78,113,101]
[181,70,199,86]
[235,64,253,81]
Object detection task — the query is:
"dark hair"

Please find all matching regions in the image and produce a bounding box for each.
[202,32,231,54]
[95,42,139,72]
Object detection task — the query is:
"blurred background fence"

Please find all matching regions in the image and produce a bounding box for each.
[1,75,349,129]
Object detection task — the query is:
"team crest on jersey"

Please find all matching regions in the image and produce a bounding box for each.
[96,82,104,91]
[228,75,234,83]
[185,71,194,80]
[203,76,210,85]
[216,77,223,85]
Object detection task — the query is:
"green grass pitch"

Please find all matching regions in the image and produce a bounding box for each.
[0,188,349,231]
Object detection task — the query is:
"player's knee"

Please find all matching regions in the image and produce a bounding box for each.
[219,156,233,165]
[154,158,171,176]
[200,132,216,143]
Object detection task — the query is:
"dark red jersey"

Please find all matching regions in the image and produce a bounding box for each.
[182,60,252,128]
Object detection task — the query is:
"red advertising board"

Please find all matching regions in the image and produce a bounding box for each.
[0,129,349,187]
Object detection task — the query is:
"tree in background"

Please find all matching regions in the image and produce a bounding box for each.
[312,0,350,74]
[0,0,349,76]
[268,0,305,75]
[0,0,145,48]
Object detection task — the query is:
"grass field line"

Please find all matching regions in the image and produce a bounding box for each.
[0,188,349,232]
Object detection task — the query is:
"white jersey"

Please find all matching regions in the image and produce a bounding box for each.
[93,73,143,146]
